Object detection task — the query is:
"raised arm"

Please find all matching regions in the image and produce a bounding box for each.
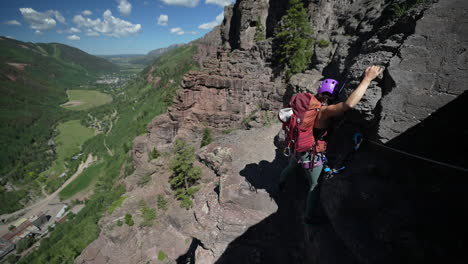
[322,65,383,118]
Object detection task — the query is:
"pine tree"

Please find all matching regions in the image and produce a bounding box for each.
[200,128,213,147]
[149,147,160,160]
[274,0,314,78]
[170,139,201,209]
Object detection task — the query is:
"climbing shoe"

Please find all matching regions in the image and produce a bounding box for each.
[278,181,285,192]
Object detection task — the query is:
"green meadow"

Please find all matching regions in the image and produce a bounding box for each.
[41,120,94,190]
[58,162,103,200]
[62,90,113,111]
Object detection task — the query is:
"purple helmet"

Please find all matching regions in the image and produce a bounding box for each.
[317,79,339,95]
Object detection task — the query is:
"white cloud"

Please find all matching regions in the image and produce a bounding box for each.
[82,10,93,16]
[58,27,83,34]
[69,27,81,33]
[73,9,141,37]
[117,0,132,16]
[205,0,233,7]
[35,30,43,35]
[170,27,182,34]
[4,20,22,26]
[67,34,80,40]
[5,36,15,39]
[48,10,66,24]
[86,30,100,37]
[20,8,57,30]
[161,0,199,8]
[157,14,168,26]
[170,27,196,35]
[198,12,224,30]
[73,15,100,28]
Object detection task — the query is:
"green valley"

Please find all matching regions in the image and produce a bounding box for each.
[0,32,200,263]
[0,36,119,214]
[17,43,200,263]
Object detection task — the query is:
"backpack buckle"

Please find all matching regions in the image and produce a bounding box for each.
[283,147,291,157]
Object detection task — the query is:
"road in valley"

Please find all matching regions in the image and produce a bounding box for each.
[0,154,96,236]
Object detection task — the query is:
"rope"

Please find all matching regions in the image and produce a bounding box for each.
[364,138,468,173]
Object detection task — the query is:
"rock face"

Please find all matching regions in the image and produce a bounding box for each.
[133,46,284,154]
[77,0,468,263]
[379,3,467,142]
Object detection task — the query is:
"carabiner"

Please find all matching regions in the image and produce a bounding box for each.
[353,133,363,150]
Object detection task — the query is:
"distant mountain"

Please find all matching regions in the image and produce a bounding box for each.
[0,36,119,212]
[131,43,185,65]
[147,43,185,57]
[101,44,185,67]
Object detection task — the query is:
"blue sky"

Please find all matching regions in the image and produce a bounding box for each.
[0,0,231,55]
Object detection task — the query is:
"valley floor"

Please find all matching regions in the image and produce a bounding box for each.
[0,154,96,236]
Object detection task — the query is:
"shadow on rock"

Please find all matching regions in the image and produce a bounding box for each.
[216,144,355,264]
[215,92,468,264]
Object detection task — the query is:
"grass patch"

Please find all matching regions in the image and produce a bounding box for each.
[41,120,94,185]
[120,68,143,74]
[317,39,330,48]
[157,194,167,210]
[222,128,236,134]
[158,250,167,261]
[62,90,113,111]
[58,162,103,200]
[107,195,128,213]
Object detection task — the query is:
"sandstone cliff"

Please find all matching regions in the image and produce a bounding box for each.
[77,0,468,263]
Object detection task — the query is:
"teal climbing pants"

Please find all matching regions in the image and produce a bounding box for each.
[279,152,324,219]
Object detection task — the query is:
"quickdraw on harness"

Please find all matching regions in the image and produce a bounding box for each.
[323,132,363,179]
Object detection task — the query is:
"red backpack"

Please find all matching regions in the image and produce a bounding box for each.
[280,93,327,156]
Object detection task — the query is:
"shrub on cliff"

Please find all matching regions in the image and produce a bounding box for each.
[274,0,314,78]
[254,16,266,42]
[125,213,134,226]
[138,200,156,227]
[157,194,168,210]
[170,139,201,209]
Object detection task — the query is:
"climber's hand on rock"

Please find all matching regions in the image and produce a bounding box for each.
[364,65,383,82]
